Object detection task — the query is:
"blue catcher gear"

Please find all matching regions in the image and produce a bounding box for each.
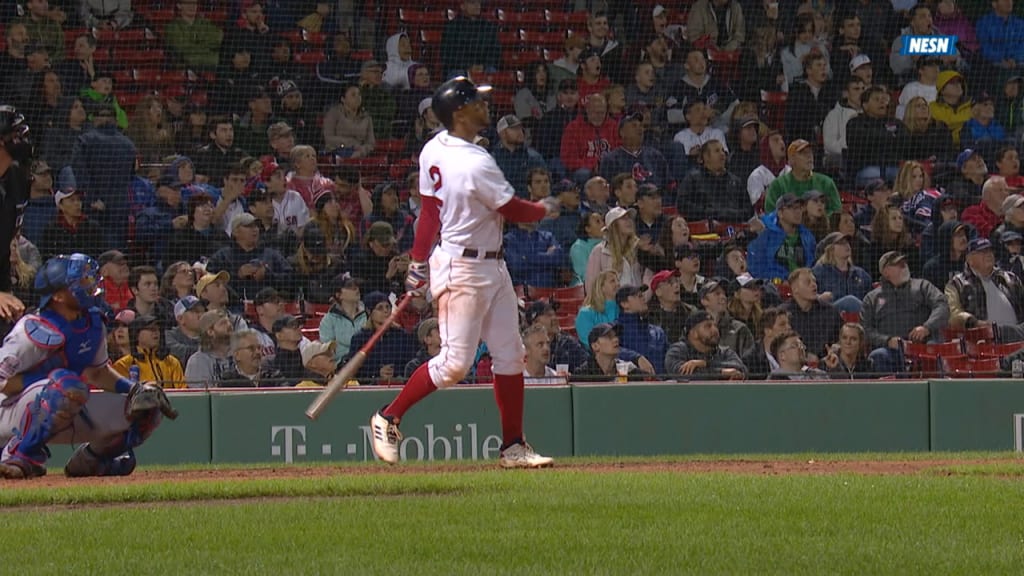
[0,369,91,479]
[35,253,104,311]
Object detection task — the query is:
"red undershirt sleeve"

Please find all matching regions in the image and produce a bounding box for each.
[410,196,442,262]
[497,196,547,223]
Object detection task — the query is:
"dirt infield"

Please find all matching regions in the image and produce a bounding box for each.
[3,457,1020,489]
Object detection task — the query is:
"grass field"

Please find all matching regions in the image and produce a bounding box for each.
[3,455,1024,575]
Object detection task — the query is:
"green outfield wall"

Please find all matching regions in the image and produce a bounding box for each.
[41,380,1024,466]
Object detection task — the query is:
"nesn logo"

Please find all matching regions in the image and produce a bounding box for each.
[900,35,958,55]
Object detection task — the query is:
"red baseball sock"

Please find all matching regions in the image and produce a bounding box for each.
[493,373,525,447]
[382,363,437,421]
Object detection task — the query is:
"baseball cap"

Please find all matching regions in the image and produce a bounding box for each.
[230,212,259,232]
[737,115,760,130]
[254,287,282,306]
[196,271,230,298]
[967,237,994,255]
[366,221,396,245]
[363,291,391,311]
[418,97,433,117]
[579,46,602,62]
[775,193,806,210]
[956,148,980,171]
[54,187,82,207]
[815,231,852,260]
[248,185,271,204]
[587,322,620,346]
[730,273,766,295]
[553,179,578,195]
[303,224,328,257]
[878,251,908,273]
[271,315,301,333]
[97,250,127,268]
[803,189,825,202]
[615,285,648,305]
[974,91,995,105]
[361,59,383,72]
[114,308,136,326]
[674,242,699,260]
[603,206,635,231]
[1003,230,1024,244]
[864,179,891,195]
[173,295,205,320]
[198,309,228,333]
[416,318,439,343]
[31,160,51,175]
[334,273,360,291]
[129,313,161,333]
[276,81,300,97]
[787,139,812,157]
[683,310,714,336]
[618,111,644,132]
[653,4,666,17]
[267,122,293,141]
[496,114,522,133]
[260,159,283,182]
[849,54,871,73]
[698,278,726,300]
[1002,194,1024,214]
[301,340,337,366]
[525,300,558,325]
[557,79,578,93]
[650,270,680,292]
[636,184,660,199]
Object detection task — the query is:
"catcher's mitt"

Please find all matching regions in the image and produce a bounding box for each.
[126,382,179,420]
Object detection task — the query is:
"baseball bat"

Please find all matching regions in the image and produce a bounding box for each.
[305,292,415,420]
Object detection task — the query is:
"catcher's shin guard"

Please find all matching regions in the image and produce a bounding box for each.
[1,370,90,478]
[64,403,162,477]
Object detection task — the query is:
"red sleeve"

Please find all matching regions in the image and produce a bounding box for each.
[410,196,442,262]
[497,196,547,223]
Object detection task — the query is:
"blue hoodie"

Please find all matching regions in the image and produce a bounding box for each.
[747,211,817,282]
[616,312,667,374]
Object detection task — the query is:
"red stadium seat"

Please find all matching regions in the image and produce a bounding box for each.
[293,51,326,66]
[904,340,963,359]
[972,341,1024,359]
[398,8,453,28]
[495,9,548,31]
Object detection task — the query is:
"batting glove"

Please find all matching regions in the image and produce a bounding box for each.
[406,261,429,297]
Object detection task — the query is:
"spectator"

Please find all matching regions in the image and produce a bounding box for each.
[207,213,295,298]
[569,212,605,284]
[575,269,621,348]
[383,32,416,91]
[962,175,1011,239]
[492,114,547,198]
[21,160,55,247]
[535,79,579,163]
[578,322,655,379]
[962,92,1009,156]
[135,177,187,266]
[678,140,753,223]
[0,24,28,95]
[823,77,865,170]
[699,278,755,356]
[440,0,501,77]
[165,0,223,70]
[538,176,581,251]
[640,34,683,96]
[515,61,554,128]
[70,103,135,250]
[600,112,669,189]
[97,250,131,313]
[897,95,955,163]
[673,100,728,158]
[728,116,762,185]
[894,161,942,233]
[17,0,65,64]
[365,183,414,254]
[921,195,965,262]
[824,322,874,378]
[261,161,310,238]
[830,11,867,83]
[853,179,892,230]
[210,44,262,117]
[219,329,284,388]
[287,145,336,211]
[764,140,841,215]
[161,261,196,302]
[292,224,345,305]
[715,243,750,281]
[296,340,339,387]
[781,267,843,362]
[634,185,666,251]
[307,189,355,263]
[976,0,1024,74]
[687,0,746,52]
[870,204,920,274]
[404,318,441,378]
[584,10,626,85]
[672,46,736,120]
[404,96,441,157]
[39,97,87,174]
[166,295,205,368]
[747,130,789,213]
[221,0,271,68]
[272,96,311,162]
[108,308,134,361]
[581,175,612,216]
[395,64,434,133]
[315,34,361,97]
[615,285,668,374]
[610,173,637,209]
[127,265,176,330]
[931,71,972,146]
[318,276,366,364]
[946,237,1024,331]
[166,192,230,267]
[345,292,417,383]
[214,166,251,239]
[550,36,585,88]
[194,117,248,185]
[801,189,832,241]
[503,219,565,288]
[739,24,787,102]
[993,194,1024,248]
[847,85,901,187]
[747,193,817,282]
[12,44,51,116]
[196,271,248,332]
[890,4,962,80]
[781,13,831,88]
[768,330,830,380]
[933,0,979,55]
[664,311,747,379]
[995,145,1024,187]
[184,309,236,388]
[675,242,709,309]
[812,232,873,313]
[561,94,619,182]
[741,305,791,379]
[349,221,405,294]
[585,206,650,291]
[1000,229,1024,278]
[54,33,96,96]
[233,87,277,157]
[998,75,1024,140]
[250,287,286,363]
[862,251,950,372]
[323,83,376,157]
[126,95,175,163]
[40,184,102,260]
[896,57,941,120]
[80,0,131,29]
[269,315,306,384]
[647,269,698,344]
[525,299,590,374]
[111,315,185,390]
[945,148,988,201]
[521,324,562,383]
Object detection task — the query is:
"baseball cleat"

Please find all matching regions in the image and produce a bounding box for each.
[0,456,46,479]
[499,442,554,469]
[64,445,137,477]
[370,411,402,464]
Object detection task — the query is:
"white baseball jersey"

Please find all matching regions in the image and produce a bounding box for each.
[273,190,311,234]
[418,130,516,251]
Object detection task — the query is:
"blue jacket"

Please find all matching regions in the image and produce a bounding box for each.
[491,144,548,198]
[503,227,566,287]
[539,205,582,251]
[616,312,667,374]
[135,199,185,266]
[346,326,417,382]
[747,212,817,282]
[977,12,1024,65]
[811,263,873,301]
[598,146,670,190]
[961,118,1008,151]
[21,196,55,248]
[575,301,619,347]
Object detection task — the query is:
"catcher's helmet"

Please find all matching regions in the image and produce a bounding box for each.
[0,104,32,164]
[431,76,492,130]
[35,254,104,311]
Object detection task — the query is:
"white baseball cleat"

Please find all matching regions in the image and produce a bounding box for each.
[499,442,554,469]
[370,411,402,464]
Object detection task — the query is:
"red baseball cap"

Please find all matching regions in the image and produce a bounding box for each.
[649,270,679,292]
[260,159,283,183]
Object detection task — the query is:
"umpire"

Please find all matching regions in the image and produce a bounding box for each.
[0,104,32,329]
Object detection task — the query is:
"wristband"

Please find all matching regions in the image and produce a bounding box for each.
[115,377,134,395]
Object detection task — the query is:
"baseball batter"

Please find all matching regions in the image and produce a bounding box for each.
[0,254,177,478]
[370,77,557,468]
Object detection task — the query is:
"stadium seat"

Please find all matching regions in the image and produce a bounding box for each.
[526,284,585,301]
[293,51,326,66]
[972,342,1024,359]
[943,323,997,344]
[904,340,963,359]
[398,8,453,28]
[944,355,1001,377]
[495,9,548,31]
[301,327,320,341]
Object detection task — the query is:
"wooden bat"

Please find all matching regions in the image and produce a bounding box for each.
[305,292,415,420]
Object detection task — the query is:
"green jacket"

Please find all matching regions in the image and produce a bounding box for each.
[18,15,65,63]
[359,84,396,139]
[165,17,224,70]
[80,88,129,130]
[764,171,841,216]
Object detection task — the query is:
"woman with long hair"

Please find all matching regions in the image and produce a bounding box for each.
[515,61,554,128]
[897,95,953,162]
[27,70,63,131]
[292,224,345,304]
[870,205,919,272]
[802,191,831,241]
[39,97,88,172]
[323,83,376,157]
[309,189,357,261]
[602,84,627,122]
[575,270,621,347]
[166,192,230,266]
[396,63,434,130]
[739,25,787,101]
[780,13,831,87]
[894,160,942,233]
[823,322,874,378]
[639,214,690,272]
[127,94,175,162]
[584,208,650,292]
[8,237,35,307]
[571,212,605,285]
[160,261,197,302]
[727,277,764,336]
[812,232,872,313]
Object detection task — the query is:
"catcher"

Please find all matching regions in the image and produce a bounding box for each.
[0,253,177,479]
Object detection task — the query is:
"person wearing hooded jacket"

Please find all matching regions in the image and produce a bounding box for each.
[112,314,186,389]
[930,70,973,146]
[747,194,816,282]
[746,130,789,214]
[383,32,417,91]
[922,220,972,292]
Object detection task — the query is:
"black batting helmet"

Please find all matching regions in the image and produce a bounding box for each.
[0,104,32,164]
[431,76,492,130]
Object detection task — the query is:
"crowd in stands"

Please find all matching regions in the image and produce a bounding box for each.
[8,0,1024,386]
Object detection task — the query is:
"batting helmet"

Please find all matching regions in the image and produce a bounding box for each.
[0,104,32,164]
[432,76,492,130]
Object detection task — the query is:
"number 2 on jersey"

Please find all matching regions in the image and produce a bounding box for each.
[428,166,443,192]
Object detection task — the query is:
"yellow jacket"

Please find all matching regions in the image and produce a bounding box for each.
[112,349,186,389]
[930,71,972,146]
